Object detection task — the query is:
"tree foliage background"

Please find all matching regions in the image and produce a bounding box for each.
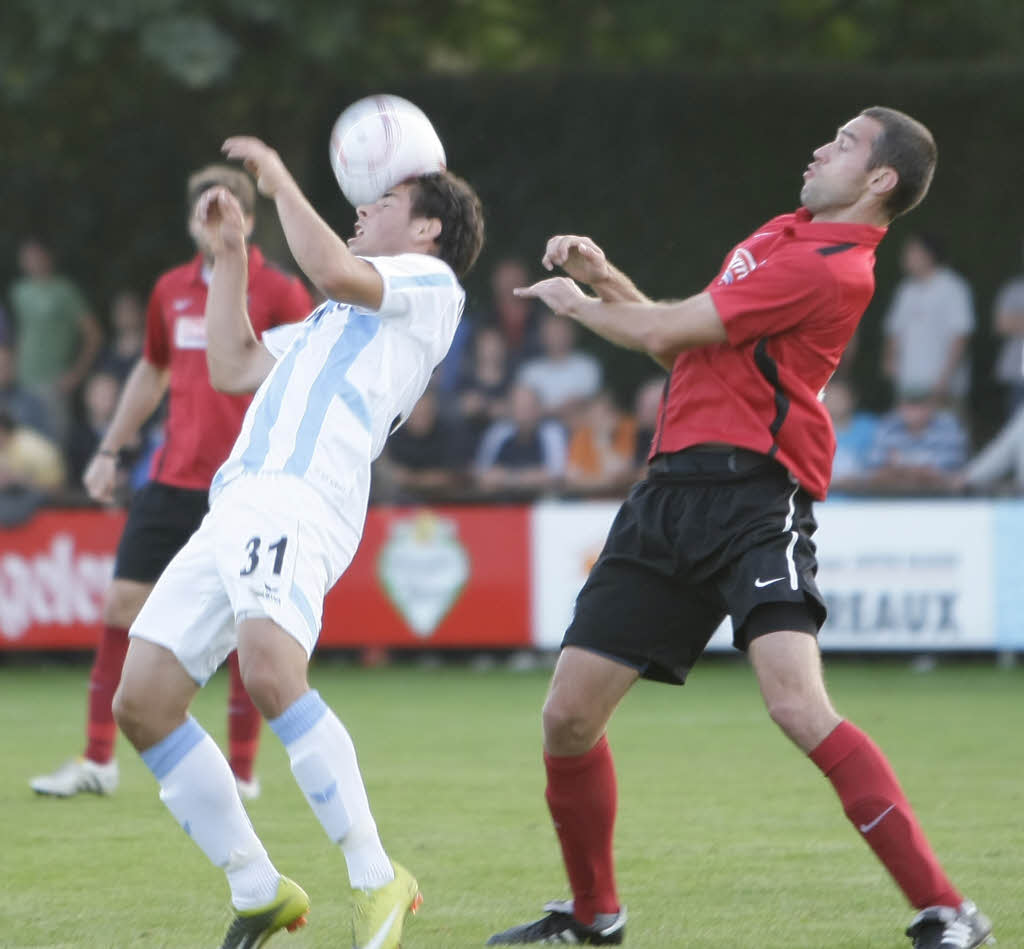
[2,0,1023,424]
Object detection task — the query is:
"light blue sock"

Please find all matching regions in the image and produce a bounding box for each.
[142,717,280,909]
[270,691,393,890]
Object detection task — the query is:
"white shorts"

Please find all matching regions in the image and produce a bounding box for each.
[130,474,361,684]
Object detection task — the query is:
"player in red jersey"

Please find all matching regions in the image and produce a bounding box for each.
[30,164,312,801]
[488,108,993,949]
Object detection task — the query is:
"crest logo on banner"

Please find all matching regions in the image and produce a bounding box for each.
[377,511,470,637]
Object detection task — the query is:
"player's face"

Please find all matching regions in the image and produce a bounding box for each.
[800,115,884,217]
[348,183,421,256]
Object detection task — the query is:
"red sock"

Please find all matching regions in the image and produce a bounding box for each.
[544,735,620,926]
[227,651,262,782]
[84,625,130,764]
[810,720,962,909]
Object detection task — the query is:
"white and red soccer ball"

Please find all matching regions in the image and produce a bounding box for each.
[329,94,446,208]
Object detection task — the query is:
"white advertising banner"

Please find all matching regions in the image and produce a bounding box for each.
[530,500,619,649]
[814,500,996,650]
[531,499,996,653]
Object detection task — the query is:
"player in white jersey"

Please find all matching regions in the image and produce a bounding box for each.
[110,136,484,949]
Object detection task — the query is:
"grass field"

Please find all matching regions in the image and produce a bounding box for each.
[2,656,1021,948]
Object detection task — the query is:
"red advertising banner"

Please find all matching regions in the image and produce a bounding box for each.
[0,505,531,651]
[0,509,126,650]
[322,506,531,647]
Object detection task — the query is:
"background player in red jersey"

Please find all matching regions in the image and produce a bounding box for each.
[30,164,312,800]
[488,108,993,949]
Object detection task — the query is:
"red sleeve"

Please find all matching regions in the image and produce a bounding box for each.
[142,277,170,367]
[708,251,837,348]
[271,276,314,328]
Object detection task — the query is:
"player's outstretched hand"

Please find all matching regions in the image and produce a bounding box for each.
[514,276,589,316]
[222,136,294,199]
[193,186,247,257]
[542,235,609,285]
[83,452,118,505]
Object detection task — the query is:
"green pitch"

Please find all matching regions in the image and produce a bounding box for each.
[2,657,1021,948]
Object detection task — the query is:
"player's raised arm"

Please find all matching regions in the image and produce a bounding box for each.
[195,187,277,393]
[515,277,726,369]
[542,234,650,304]
[222,136,384,310]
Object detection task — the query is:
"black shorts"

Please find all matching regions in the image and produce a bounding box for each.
[113,481,210,583]
[563,446,826,685]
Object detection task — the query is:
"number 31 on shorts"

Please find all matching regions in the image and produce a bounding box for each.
[238,534,295,587]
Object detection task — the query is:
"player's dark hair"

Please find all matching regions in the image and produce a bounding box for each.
[859,106,937,220]
[409,171,485,278]
[187,164,257,216]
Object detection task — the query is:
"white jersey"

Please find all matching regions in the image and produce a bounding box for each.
[210,253,463,532]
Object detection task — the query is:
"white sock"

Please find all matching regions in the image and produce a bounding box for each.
[270,690,394,890]
[141,717,280,909]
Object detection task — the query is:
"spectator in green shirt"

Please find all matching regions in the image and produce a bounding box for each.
[8,238,103,443]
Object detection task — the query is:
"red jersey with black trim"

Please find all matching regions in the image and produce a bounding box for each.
[649,208,885,500]
[143,246,313,491]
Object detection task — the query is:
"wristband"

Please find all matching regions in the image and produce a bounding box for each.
[97,449,118,458]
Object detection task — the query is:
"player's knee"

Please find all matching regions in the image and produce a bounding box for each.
[763,692,836,751]
[542,694,599,754]
[764,693,806,733]
[112,677,149,746]
[238,650,301,720]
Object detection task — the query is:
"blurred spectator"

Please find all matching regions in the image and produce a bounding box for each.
[485,256,546,369]
[824,378,880,494]
[0,302,11,344]
[452,325,512,454]
[864,391,967,494]
[565,390,637,495]
[0,407,65,525]
[991,238,1024,418]
[7,237,103,443]
[882,233,974,405]
[97,289,146,383]
[0,341,53,437]
[66,370,126,491]
[954,405,1024,494]
[517,311,602,421]
[632,376,666,473]
[376,387,466,501]
[474,382,567,498]
[438,257,545,393]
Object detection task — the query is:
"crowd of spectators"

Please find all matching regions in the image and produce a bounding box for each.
[5,234,1024,524]
[829,231,1024,497]
[1,239,160,523]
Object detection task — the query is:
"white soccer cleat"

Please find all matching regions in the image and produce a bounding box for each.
[29,757,119,797]
[235,775,261,801]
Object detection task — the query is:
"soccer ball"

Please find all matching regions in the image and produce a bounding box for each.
[329,94,446,208]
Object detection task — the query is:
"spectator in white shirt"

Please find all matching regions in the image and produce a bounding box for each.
[517,310,602,421]
[882,233,974,405]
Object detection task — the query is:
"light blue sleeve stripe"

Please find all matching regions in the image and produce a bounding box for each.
[388,273,453,290]
[238,325,315,474]
[269,689,327,745]
[140,717,206,781]
[282,312,380,477]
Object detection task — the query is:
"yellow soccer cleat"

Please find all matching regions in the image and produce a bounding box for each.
[351,862,422,949]
[219,876,310,949]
